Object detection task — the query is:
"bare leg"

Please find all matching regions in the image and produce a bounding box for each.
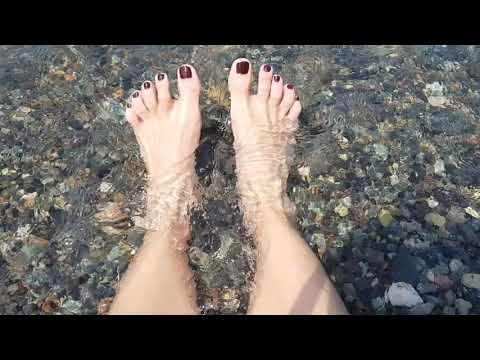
[228,58,348,314]
[109,65,202,315]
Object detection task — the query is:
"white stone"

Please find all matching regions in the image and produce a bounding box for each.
[99,181,113,193]
[465,207,480,219]
[340,196,352,208]
[461,273,480,290]
[298,166,310,177]
[427,96,449,108]
[427,198,439,208]
[434,159,445,175]
[385,282,424,307]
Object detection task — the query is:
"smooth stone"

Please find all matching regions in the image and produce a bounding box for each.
[379,209,394,227]
[409,302,435,315]
[449,259,463,273]
[425,212,446,228]
[391,248,421,285]
[444,290,456,306]
[385,282,423,307]
[442,306,456,315]
[455,298,472,315]
[461,273,480,290]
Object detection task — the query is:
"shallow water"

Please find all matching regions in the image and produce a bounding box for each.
[1,45,480,315]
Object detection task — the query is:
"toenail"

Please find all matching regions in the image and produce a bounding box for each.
[133,91,140,98]
[127,103,131,108]
[273,75,280,82]
[263,64,272,72]
[179,66,192,79]
[296,96,300,101]
[143,81,151,89]
[236,61,250,74]
[156,73,165,81]
[287,84,294,90]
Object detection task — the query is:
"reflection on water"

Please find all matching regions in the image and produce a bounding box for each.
[1,45,480,315]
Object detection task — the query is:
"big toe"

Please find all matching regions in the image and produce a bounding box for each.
[228,58,252,98]
[177,64,201,102]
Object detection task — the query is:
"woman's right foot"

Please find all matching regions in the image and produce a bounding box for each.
[228,58,302,222]
[125,65,202,241]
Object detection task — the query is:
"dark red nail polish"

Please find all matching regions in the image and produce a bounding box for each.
[287,84,294,90]
[273,75,280,82]
[264,64,272,72]
[157,73,165,81]
[127,103,131,108]
[133,91,139,98]
[236,61,250,74]
[296,96,300,101]
[179,66,192,79]
[143,81,151,89]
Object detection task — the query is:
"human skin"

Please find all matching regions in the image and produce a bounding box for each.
[227,58,348,314]
[110,59,347,315]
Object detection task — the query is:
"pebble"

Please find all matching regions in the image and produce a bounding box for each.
[447,207,467,224]
[427,198,439,208]
[449,259,463,273]
[335,204,349,217]
[373,144,389,161]
[378,209,394,227]
[465,207,480,219]
[425,212,446,228]
[461,273,480,290]
[417,282,439,294]
[409,302,435,315]
[391,249,421,285]
[365,248,385,267]
[99,182,113,193]
[371,297,386,313]
[455,299,472,315]
[309,232,326,254]
[385,282,423,307]
[343,283,356,303]
[434,274,454,290]
[434,159,445,175]
[442,305,456,315]
[459,223,479,245]
[444,290,456,306]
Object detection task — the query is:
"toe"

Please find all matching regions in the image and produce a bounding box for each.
[279,84,296,119]
[269,74,284,105]
[155,73,173,107]
[285,98,302,131]
[228,58,252,97]
[177,65,201,102]
[125,104,141,127]
[141,80,157,110]
[256,64,273,99]
[131,90,148,117]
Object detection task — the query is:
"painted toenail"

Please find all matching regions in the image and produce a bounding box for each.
[143,81,151,89]
[296,96,300,101]
[287,84,294,90]
[263,64,272,72]
[133,91,140,98]
[273,75,280,82]
[179,66,192,79]
[236,61,250,74]
[157,73,165,81]
[127,103,131,108]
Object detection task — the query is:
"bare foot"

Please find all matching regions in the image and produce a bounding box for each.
[228,58,302,224]
[125,65,202,242]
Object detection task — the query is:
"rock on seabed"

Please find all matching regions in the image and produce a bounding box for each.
[461,273,480,290]
[385,282,424,307]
